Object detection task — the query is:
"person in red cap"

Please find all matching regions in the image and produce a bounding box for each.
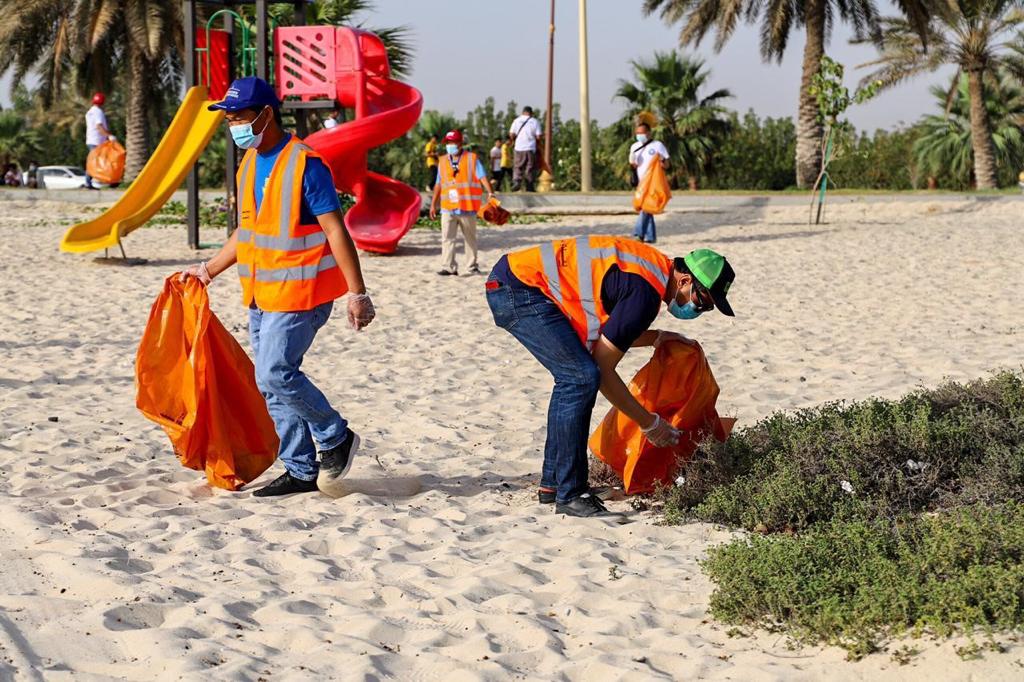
[429,130,495,276]
[84,92,115,190]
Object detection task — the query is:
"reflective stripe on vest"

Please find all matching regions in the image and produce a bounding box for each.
[511,236,672,350]
[237,254,337,282]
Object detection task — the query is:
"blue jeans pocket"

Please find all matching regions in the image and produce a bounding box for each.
[486,286,518,330]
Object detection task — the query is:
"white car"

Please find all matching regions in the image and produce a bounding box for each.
[27,166,110,189]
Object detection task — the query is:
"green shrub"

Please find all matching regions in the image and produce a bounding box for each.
[665,371,1024,532]
[703,504,1024,657]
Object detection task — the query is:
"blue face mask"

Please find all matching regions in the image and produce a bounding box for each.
[636,133,648,144]
[668,299,703,320]
[446,144,460,155]
[229,108,270,149]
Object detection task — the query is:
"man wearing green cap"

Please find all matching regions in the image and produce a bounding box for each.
[486,236,735,518]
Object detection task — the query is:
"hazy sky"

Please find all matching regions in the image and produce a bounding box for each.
[361,0,954,132]
[1,0,954,132]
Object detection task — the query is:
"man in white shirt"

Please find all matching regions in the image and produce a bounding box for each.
[85,92,114,190]
[509,106,542,191]
[628,122,670,243]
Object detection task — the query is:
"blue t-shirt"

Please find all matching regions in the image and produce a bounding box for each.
[254,134,341,222]
[440,152,488,215]
[490,255,663,352]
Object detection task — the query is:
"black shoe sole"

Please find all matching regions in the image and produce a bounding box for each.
[317,432,360,498]
[538,490,556,504]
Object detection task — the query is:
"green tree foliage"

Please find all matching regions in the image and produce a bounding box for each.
[859,0,1024,189]
[641,0,933,188]
[912,71,1024,189]
[704,111,797,190]
[615,52,731,189]
[0,109,42,166]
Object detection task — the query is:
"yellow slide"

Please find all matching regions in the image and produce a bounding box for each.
[60,86,225,254]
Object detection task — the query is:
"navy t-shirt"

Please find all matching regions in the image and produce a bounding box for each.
[491,255,662,352]
[254,134,341,221]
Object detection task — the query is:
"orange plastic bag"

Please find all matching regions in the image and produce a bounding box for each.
[589,341,732,494]
[632,159,672,215]
[86,140,126,184]
[477,196,511,225]
[135,276,278,490]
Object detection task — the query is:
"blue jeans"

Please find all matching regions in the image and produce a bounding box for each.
[633,211,656,243]
[248,301,348,481]
[486,278,600,503]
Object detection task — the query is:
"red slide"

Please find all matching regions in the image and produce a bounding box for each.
[302,28,424,254]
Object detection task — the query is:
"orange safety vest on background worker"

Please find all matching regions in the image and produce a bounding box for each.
[438,151,484,212]
[235,137,347,312]
[507,236,673,349]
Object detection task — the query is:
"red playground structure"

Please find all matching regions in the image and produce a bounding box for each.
[279,27,423,254]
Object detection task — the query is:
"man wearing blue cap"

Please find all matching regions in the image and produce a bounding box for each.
[181,77,375,499]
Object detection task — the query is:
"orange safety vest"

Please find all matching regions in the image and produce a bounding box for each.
[439,151,484,212]
[235,137,347,312]
[507,236,673,349]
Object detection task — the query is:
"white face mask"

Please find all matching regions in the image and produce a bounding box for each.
[636,133,648,144]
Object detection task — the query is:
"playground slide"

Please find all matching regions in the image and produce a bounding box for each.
[303,31,424,254]
[60,86,224,254]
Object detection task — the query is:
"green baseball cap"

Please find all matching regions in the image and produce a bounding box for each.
[682,248,735,316]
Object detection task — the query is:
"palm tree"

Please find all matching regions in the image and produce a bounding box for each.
[859,1,1024,189]
[913,70,1024,188]
[615,52,731,190]
[0,0,182,180]
[642,0,933,189]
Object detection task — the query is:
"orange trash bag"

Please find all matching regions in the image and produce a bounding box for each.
[589,340,732,494]
[86,140,126,185]
[135,276,278,490]
[477,196,511,225]
[632,158,672,215]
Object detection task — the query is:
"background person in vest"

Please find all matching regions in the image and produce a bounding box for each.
[486,240,735,518]
[180,77,375,498]
[424,134,439,190]
[509,106,542,191]
[629,122,670,243]
[429,129,495,276]
[84,92,115,190]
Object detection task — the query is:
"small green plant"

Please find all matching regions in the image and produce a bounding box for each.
[890,645,919,665]
[807,56,882,223]
[608,565,622,581]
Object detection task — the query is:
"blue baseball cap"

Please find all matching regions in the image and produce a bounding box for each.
[207,77,281,112]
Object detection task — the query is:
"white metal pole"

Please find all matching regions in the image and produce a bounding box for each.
[578,0,592,192]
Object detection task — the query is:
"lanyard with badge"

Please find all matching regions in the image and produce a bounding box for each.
[447,153,462,204]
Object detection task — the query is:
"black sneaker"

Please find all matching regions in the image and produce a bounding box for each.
[555,493,619,518]
[468,265,482,275]
[316,429,361,498]
[437,269,457,276]
[538,488,556,504]
[252,472,318,497]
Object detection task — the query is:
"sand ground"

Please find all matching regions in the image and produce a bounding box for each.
[1,197,1022,681]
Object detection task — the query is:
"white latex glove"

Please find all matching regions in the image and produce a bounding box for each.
[641,414,681,447]
[347,292,375,330]
[654,330,700,349]
[178,261,212,285]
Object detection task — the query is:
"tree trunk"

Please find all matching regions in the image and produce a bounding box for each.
[687,176,698,191]
[795,0,826,189]
[927,176,937,190]
[966,69,998,190]
[124,46,151,181]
